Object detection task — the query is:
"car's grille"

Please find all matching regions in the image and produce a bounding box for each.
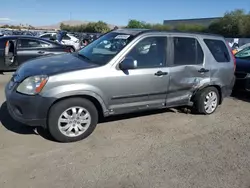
[235,72,247,79]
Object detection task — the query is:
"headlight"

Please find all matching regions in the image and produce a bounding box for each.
[17,75,48,95]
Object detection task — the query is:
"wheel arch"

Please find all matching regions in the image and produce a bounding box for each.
[192,84,222,104]
[46,93,108,128]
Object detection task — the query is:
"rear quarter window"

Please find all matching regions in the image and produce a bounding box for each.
[204,39,230,62]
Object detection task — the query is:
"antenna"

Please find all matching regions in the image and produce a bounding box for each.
[70,12,72,21]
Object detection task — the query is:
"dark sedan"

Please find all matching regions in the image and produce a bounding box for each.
[234,47,250,91]
[0,35,70,71]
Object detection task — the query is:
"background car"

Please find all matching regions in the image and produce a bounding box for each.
[0,35,70,71]
[39,32,81,52]
[234,47,250,91]
[233,43,250,55]
[235,46,250,60]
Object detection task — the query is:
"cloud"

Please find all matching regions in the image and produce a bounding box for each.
[0,18,13,22]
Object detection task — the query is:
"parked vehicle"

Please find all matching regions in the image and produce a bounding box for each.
[232,43,250,55]
[234,47,250,91]
[5,29,235,142]
[0,35,69,71]
[39,32,81,52]
[234,45,250,60]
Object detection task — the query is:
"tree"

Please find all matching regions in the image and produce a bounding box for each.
[85,21,110,33]
[127,19,148,28]
[126,9,250,37]
[175,24,206,32]
[60,21,110,33]
[208,9,250,37]
[151,24,171,31]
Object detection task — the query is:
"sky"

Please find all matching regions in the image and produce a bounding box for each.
[0,0,249,26]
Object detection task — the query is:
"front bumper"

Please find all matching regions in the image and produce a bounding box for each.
[5,81,55,128]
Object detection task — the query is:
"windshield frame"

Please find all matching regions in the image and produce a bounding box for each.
[77,32,135,66]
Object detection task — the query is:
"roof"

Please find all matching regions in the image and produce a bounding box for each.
[111,28,222,38]
[0,35,61,44]
[111,28,150,35]
[1,35,41,39]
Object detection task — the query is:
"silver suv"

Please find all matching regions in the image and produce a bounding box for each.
[5,29,235,142]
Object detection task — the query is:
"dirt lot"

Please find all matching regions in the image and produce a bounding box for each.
[0,73,250,188]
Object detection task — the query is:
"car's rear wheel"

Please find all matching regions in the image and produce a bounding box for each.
[193,87,219,115]
[48,98,98,142]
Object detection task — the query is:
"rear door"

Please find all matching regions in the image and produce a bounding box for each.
[17,38,52,64]
[0,38,18,70]
[0,38,7,70]
[203,38,235,94]
[166,35,210,106]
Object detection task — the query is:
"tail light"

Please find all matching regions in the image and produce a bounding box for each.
[226,43,236,72]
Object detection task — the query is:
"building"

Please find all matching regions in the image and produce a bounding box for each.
[163,17,221,27]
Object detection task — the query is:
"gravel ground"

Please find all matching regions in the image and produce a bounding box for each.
[0,73,250,188]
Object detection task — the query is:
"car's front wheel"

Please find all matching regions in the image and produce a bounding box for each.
[48,98,98,142]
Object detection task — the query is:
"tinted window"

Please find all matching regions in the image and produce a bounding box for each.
[173,37,204,66]
[40,34,51,39]
[63,35,71,40]
[125,37,167,68]
[18,39,50,48]
[204,39,230,62]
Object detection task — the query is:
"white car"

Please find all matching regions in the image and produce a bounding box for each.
[39,33,81,52]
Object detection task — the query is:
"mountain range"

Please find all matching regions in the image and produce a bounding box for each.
[38,20,118,30]
[0,20,119,30]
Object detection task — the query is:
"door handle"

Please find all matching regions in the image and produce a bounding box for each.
[38,51,45,54]
[154,71,168,76]
[198,68,209,73]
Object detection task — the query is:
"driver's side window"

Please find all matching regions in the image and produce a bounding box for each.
[125,36,167,69]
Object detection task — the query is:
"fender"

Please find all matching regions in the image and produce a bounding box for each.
[41,88,109,116]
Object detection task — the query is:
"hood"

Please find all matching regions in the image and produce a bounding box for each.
[15,53,99,81]
[236,58,250,73]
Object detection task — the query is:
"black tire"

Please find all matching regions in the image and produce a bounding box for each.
[48,98,98,143]
[68,47,75,53]
[193,87,220,115]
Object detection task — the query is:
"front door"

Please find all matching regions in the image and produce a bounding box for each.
[17,38,51,64]
[4,39,18,69]
[106,36,170,114]
[166,35,210,107]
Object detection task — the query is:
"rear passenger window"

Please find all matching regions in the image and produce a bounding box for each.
[204,39,230,62]
[173,37,204,66]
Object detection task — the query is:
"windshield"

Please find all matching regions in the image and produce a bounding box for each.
[78,32,134,65]
[235,47,250,58]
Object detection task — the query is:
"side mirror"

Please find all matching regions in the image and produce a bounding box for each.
[119,57,137,70]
